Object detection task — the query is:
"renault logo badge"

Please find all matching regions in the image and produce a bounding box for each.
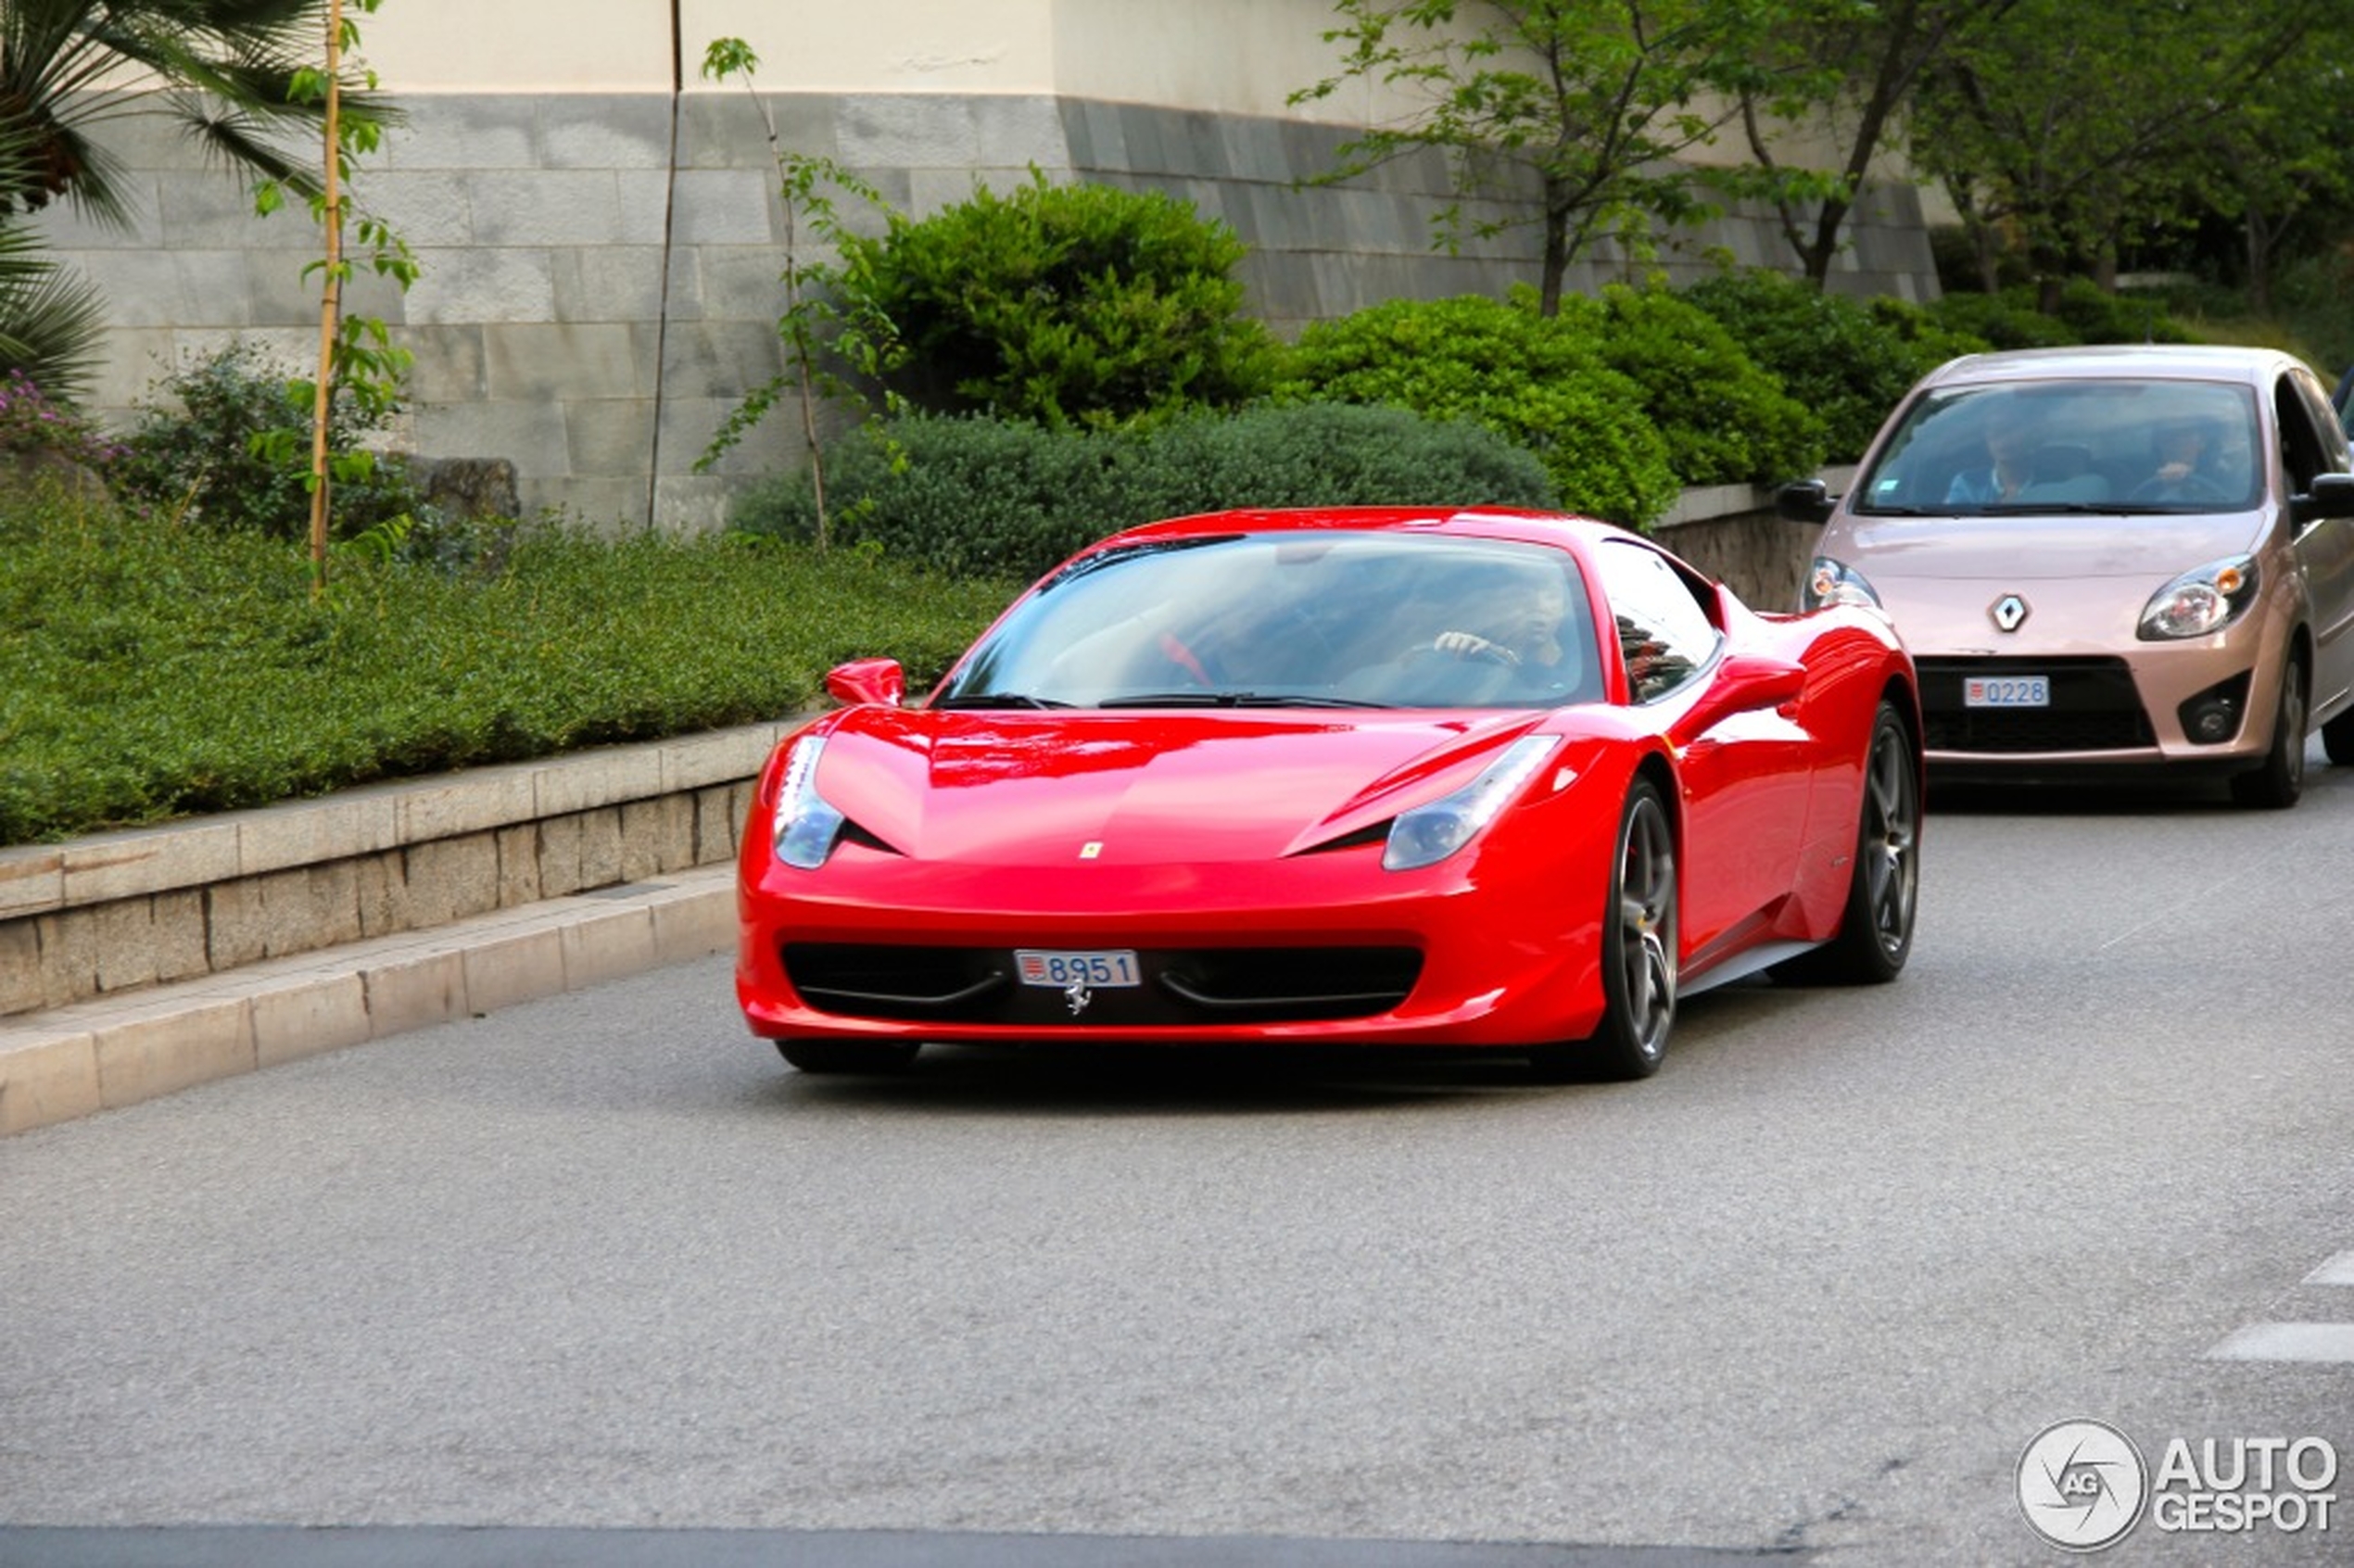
[1990,593,2031,632]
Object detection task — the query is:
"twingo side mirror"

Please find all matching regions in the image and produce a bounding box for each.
[1777,479,1837,525]
[824,657,905,708]
[2292,472,2354,527]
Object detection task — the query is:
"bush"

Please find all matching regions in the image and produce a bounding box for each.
[1679,269,1969,463]
[730,403,1557,583]
[1568,284,1827,485]
[107,341,432,542]
[842,171,1277,428]
[0,370,120,467]
[1272,294,1679,526]
[0,494,1010,844]
[2046,277,2192,346]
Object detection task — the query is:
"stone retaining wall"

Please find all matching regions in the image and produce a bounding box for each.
[0,724,791,1020]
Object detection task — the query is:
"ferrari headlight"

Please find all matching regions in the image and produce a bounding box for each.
[1383,734,1561,872]
[2139,556,2259,640]
[772,735,847,870]
[1803,556,1881,611]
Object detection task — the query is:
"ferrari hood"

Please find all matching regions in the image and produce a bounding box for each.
[1833,510,2266,581]
[804,708,1549,865]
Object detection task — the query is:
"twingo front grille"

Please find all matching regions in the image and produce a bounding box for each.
[780,943,1423,1027]
[1916,657,2157,753]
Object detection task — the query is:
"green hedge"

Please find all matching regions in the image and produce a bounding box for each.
[731,402,1557,583]
[1272,294,1681,526]
[1569,284,1827,487]
[0,500,1010,845]
[842,171,1278,428]
[1679,269,1981,462]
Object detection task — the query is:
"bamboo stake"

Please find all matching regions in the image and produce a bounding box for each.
[308,0,346,597]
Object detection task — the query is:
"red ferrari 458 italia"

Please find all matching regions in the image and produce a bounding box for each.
[737,507,1922,1081]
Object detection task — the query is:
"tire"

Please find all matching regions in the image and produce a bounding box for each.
[1530,779,1677,1082]
[2230,654,2306,809]
[776,1040,921,1074]
[1771,701,1920,986]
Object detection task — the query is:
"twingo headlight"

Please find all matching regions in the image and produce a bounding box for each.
[772,735,848,870]
[2139,555,2259,640]
[1383,734,1562,873]
[1803,556,1882,611]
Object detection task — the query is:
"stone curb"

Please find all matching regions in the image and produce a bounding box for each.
[0,864,737,1137]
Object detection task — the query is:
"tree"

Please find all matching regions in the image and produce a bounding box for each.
[0,0,393,410]
[1905,0,2327,307]
[2179,55,2354,313]
[696,36,903,550]
[0,118,104,398]
[251,0,414,595]
[1291,0,1788,315]
[0,0,389,223]
[1734,0,2017,287]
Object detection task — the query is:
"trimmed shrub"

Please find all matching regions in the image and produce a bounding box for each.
[1272,294,1679,526]
[2046,276,2193,346]
[730,403,1557,584]
[1679,269,1965,463]
[1922,287,2084,350]
[1569,284,1826,486]
[842,171,1277,428]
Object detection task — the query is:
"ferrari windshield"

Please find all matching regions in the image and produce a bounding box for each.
[934,532,1605,711]
[1854,379,2263,515]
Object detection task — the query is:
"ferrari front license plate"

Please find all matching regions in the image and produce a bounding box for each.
[1016,948,1142,988]
[1964,675,2049,708]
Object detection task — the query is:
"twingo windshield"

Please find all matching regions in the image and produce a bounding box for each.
[1854,379,2264,515]
[932,531,1604,711]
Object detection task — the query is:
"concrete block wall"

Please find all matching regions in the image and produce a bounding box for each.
[32,90,1937,537]
[0,724,789,1021]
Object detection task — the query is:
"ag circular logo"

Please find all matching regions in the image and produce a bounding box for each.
[2019,1419,2147,1551]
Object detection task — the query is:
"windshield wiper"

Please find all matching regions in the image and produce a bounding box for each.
[1096,691,1395,710]
[931,692,1076,710]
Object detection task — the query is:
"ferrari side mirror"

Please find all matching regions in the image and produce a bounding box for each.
[824,657,905,708]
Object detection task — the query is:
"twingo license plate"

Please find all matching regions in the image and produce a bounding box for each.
[1016,949,1143,988]
[1964,674,2050,708]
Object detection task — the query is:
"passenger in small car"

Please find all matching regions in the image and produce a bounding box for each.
[1945,400,2037,504]
[2129,418,2228,502]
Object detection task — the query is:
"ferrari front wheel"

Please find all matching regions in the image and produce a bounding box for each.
[776,1040,921,1074]
[1532,779,1677,1082]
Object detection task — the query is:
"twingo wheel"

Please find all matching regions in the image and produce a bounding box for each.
[2231,653,2306,809]
[1530,779,1677,1082]
[1772,700,1920,985]
[776,1040,921,1074]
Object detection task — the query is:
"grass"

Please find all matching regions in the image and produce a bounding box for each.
[0,485,1016,846]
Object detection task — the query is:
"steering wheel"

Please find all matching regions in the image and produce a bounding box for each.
[2130,474,2230,504]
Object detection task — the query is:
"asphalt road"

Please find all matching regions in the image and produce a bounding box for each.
[6,755,2354,1567]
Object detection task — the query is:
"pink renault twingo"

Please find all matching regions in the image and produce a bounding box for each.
[1780,345,2354,807]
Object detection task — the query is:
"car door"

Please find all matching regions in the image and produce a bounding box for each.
[1592,540,1813,961]
[2280,369,2354,721]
